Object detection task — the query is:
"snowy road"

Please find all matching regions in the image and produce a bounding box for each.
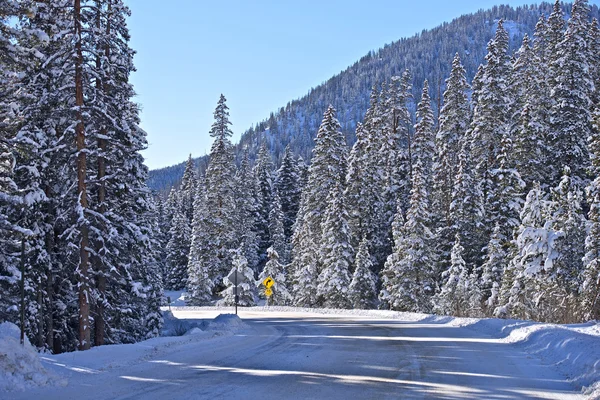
[12,309,585,399]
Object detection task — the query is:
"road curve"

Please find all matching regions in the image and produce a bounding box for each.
[12,309,584,400]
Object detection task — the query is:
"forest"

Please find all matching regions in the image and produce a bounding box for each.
[163,0,600,325]
[0,0,599,356]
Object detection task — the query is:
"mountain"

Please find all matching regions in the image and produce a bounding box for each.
[147,2,599,194]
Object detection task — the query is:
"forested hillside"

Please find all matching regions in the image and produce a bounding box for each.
[148,2,600,194]
[160,0,600,324]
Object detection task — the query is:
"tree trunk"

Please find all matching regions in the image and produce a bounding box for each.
[75,0,91,351]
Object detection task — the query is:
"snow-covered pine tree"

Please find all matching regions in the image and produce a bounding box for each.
[165,202,191,290]
[291,224,319,307]
[478,224,506,317]
[589,19,600,108]
[317,183,353,309]
[449,141,485,271]
[291,105,347,286]
[235,150,260,271]
[179,154,198,224]
[432,54,471,284]
[499,183,559,321]
[259,247,291,305]
[254,142,275,263]
[275,145,301,242]
[187,181,214,305]
[549,0,594,184]
[547,0,566,91]
[269,194,289,264]
[219,250,257,307]
[348,237,377,310]
[0,0,28,331]
[381,72,412,225]
[379,149,436,313]
[582,109,600,321]
[486,134,525,243]
[433,53,471,228]
[355,88,390,270]
[435,234,470,317]
[467,20,511,202]
[546,167,587,322]
[345,122,372,249]
[413,80,435,187]
[192,95,237,289]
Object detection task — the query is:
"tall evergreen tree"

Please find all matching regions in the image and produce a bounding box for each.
[255,142,275,263]
[549,0,594,184]
[234,150,260,270]
[317,184,353,309]
[191,95,237,289]
[583,109,600,321]
[380,148,436,312]
[349,237,377,309]
[468,20,511,202]
[433,53,471,225]
[435,234,470,317]
[275,145,301,242]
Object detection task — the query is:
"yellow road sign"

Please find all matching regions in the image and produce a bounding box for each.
[263,276,275,289]
[265,288,273,297]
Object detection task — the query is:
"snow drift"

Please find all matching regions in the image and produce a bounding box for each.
[0,322,66,392]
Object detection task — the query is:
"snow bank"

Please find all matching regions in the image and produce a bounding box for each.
[206,314,247,332]
[435,317,600,396]
[0,322,66,392]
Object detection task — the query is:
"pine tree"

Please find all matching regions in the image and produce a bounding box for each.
[255,142,274,263]
[435,234,470,317]
[583,109,600,321]
[550,168,587,294]
[317,184,353,309]
[269,194,289,264]
[449,141,485,270]
[179,154,198,224]
[291,105,347,291]
[259,247,291,305]
[187,183,214,305]
[165,204,191,290]
[413,80,436,187]
[433,53,471,226]
[349,237,377,309]
[275,145,301,242]
[467,20,511,201]
[479,224,506,317]
[235,150,260,270]
[549,0,594,184]
[486,135,525,243]
[499,183,559,321]
[192,95,237,289]
[218,251,257,307]
[380,151,436,312]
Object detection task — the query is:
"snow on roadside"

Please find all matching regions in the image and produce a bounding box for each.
[0,322,67,392]
[1,313,248,393]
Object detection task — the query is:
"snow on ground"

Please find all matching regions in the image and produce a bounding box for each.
[2,306,599,398]
[170,306,600,397]
[0,322,66,392]
[1,313,248,393]
[162,290,188,307]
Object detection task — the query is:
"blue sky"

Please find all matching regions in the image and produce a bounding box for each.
[126,0,594,170]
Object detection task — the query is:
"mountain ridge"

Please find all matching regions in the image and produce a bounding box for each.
[147,2,599,194]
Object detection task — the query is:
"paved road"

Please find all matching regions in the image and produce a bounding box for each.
[13,310,583,399]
